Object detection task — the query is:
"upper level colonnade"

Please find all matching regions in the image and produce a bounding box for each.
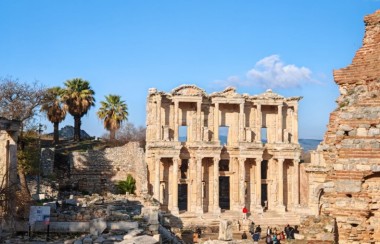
[146,85,302,145]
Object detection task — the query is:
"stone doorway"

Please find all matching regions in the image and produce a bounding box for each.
[261,183,268,209]
[219,176,230,210]
[178,184,188,211]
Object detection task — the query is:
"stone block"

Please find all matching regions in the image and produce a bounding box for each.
[335,180,361,193]
[90,218,107,236]
[107,221,138,231]
[218,219,233,241]
[82,237,93,244]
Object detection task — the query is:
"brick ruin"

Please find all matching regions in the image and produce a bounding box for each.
[309,10,380,243]
[69,142,147,195]
[145,85,304,216]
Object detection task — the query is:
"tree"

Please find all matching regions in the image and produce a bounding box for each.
[61,78,95,141]
[0,77,46,126]
[0,77,47,198]
[97,94,128,141]
[41,87,66,145]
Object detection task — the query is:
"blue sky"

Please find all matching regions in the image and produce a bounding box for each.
[1,1,378,139]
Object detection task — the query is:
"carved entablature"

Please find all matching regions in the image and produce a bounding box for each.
[171,85,207,97]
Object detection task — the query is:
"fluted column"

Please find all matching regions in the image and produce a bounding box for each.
[154,157,161,202]
[196,157,203,214]
[293,158,300,206]
[213,157,221,214]
[239,103,245,142]
[172,157,179,214]
[174,100,179,141]
[239,157,246,206]
[197,101,202,141]
[277,105,283,143]
[214,103,219,142]
[293,105,299,143]
[255,157,263,211]
[256,104,262,142]
[277,158,285,211]
[156,97,162,140]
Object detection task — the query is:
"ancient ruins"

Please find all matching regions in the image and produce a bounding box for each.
[309,10,380,243]
[145,86,303,216]
[0,118,20,192]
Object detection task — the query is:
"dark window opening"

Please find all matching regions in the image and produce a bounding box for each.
[261,160,268,179]
[346,194,352,198]
[219,160,229,171]
[180,159,189,179]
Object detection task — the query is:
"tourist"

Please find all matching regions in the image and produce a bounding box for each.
[289,226,295,239]
[242,206,248,220]
[284,224,290,239]
[266,234,272,244]
[279,231,285,240]
[252,232,260,244]
[255,225,262,238]
[272,233,279,244]
[242,231,248,239]
[266,226,272,235]
[196,227,202,238]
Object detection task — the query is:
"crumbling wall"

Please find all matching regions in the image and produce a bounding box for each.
[315,10,380,243]
[70,142,147,195]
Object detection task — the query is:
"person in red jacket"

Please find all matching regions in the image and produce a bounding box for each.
[242,206,248,220]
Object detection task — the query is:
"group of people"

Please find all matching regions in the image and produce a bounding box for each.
[243,223,298,244]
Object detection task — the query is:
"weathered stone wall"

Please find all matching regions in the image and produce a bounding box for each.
[70,142,147,195]
[311,10,380,243]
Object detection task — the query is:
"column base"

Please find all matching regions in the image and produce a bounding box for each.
[195,207,204,215]
[171,207,179,216]
[254,205,264,213]
[277,204,286,213]
[213,206,221,214]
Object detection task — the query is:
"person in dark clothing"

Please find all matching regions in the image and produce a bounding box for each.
[266,234,272,244]
[255,225,262,239]
[284,224,291,239]
[242,231,248,239]
[252,232,260,244]
[196,228,202,238]
[289,226,295,239]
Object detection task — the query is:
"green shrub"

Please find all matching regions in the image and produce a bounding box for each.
[117,174,136,194]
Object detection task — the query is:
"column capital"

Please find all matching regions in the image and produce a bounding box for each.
[294,158,301,164]
[277,157,285,163]
[239,157,246,163]
[213,157,220,162]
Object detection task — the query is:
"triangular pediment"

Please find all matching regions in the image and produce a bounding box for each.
[171,85,206,96]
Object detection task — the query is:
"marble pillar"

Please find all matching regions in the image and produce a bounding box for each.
[172,157,179,215]
[214,103,219,142]
[154,157,161,202]
[239,103,245,142]
[293,158,300,206]
[174,100,179,141]
[197,101,202,141]
[277,158,286,212]
[239,157,246,207]
[277,105,283,143]
[255,157,263,212]
[256,104,262,142]
[156,97,161,140]
[196,157,203,214]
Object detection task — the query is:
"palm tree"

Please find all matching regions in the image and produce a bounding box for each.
[41,87,67,144]
[97,94,128,140]
[61,78,95,141]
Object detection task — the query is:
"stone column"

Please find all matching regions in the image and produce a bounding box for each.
[239,103,245,142]
[214,103,219,142]
[277,158,286,212]
[255,157,263,212]
[196,157,203,214]
[292,105,299,143]
[172,157,179,215]
[213,157,221,214]
[239,157,246,207]
[293,158,300,206]
[174,100,179,141]
[256,104,262,142]
[197,101,202,141]
[154,157,161,202]
[277,105,283,143]
[156,97,162,140]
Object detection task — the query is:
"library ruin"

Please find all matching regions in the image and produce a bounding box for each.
[145,86,303,215]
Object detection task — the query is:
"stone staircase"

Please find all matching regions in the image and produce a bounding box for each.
[163,210,301,230]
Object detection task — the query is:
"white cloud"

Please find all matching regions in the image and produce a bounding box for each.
[216,55,316,89]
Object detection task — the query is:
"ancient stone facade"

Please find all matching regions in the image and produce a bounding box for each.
[70,142,147,195]
[0,118,20,189]
[309,10,380,243]
[145,85,302,215]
